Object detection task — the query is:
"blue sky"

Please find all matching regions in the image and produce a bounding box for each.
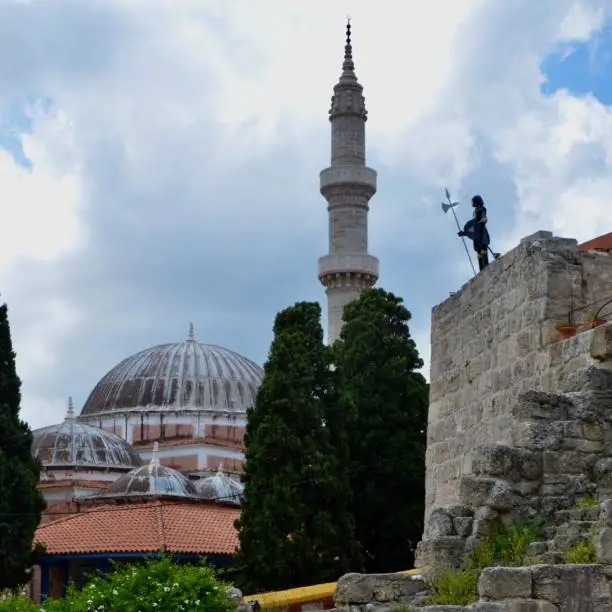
[0,0,612,428]
[542,25,612,104]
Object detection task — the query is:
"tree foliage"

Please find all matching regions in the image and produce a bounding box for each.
[235,302,361,593]
[0,303,46,590]
[334,288,429,573]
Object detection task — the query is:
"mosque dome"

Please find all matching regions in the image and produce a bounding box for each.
[102,443,199,499]
[32,398,141,470]
[195,469,244,506]
[80,324,264,416]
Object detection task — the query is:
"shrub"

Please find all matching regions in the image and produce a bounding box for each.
[562,539,598,564]
[489,520,543,566]
[44,556,235,612]
[425,568,479,606]
[0,594,40,612]
[575,495,599,509]
[426,519,544,606]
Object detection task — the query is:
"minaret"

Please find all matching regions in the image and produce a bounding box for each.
[318,19,378,344]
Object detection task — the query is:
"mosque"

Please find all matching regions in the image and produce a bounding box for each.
[27,21,379,601]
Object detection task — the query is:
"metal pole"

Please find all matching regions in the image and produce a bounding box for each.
[443,190,477,277]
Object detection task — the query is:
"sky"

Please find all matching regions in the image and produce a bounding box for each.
[1,0,612,429]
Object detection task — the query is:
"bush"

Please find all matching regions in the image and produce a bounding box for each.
[426,519,544,606]
[562,538,598,564]
[0,594,40,612]
[43,556,235,612]
[575,495,598,509]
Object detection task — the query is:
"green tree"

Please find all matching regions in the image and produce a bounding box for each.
[334,288,428,573]
[0,302,46,590]
[235,302,361,593]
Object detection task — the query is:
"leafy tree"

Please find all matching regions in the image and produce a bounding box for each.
[235,302,361,593]
[334,288,429,573]
[0,303,46,589]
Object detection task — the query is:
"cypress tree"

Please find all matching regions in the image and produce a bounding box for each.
[235,302,361,593]
[334,288,428,573]
[0,302,46,589]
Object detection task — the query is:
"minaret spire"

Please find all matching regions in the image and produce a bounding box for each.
[318,21,379,343]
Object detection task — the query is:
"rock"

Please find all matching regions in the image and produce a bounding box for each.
[470,445,518,479]
[531,564,611,608]
[486,481,516,510]
[454,516,474,537]
[599,499,612,526]
[516,450,543,481]
[478,567,533,600]
[427,509,455,538]
[458,477,496,507]
[512,422,564,452]
[561,366,612,392]
[415,538,466,572]
[594,527,612,564]
[512,391,572,421]
[334,572,425,606]
[420,607,469,612]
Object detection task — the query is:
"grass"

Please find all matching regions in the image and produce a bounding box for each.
[562,539,598,564]
[425,519,544,607]
[575,495,599,509]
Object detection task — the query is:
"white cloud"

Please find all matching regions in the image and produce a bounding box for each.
[0,108,82,275]
[0,0,612,426]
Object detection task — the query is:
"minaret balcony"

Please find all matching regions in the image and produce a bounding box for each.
[319,165,377,195]
[318,253,379,281]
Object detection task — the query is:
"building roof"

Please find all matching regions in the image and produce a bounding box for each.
[80,324,263,416]
[99,444,199,500]
[32,398,141,471]
[34,499,239,556]
[577,232,612,252]
[195,469,244,506]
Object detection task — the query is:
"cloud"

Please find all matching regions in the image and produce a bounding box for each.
[0,0,611,428]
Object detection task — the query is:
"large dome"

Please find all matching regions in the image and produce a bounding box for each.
[32,398,141,470]
[81,325,263,416]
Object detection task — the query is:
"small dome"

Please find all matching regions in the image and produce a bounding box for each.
[196,469,244,506]
[103,443,199,499]
[81,324,263,416]
[32,398,141,470]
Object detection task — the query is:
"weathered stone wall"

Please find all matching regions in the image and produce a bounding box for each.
[426,231,612,521]
[333,564,612,611]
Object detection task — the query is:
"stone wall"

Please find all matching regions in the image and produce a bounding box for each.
[426,231,612,522]
[333,565,612,611]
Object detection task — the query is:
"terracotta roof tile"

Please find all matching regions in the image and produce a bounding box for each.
[35,500,239,556]
[578,232,612,252]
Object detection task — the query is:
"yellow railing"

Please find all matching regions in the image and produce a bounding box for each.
[244,569,420,610]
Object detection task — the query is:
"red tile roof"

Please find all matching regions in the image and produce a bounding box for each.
[35,500,239,556]
[578,232,612,252]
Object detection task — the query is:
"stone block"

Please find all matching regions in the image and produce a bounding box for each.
[517,450,543,481]
[560,366,612,393]
[594,527,612,564]
[590,324,612,362]
[512,422,563,451]
[478,567,533,600]
[420,606,468,612]
[334,572,425,606]
[415,537,466,571]
[599,499,612,526]
[512,391,571,422]
[531,564,610,608]
[427,509,455,538]
[454,517,474,538]
[469,445,519,480]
